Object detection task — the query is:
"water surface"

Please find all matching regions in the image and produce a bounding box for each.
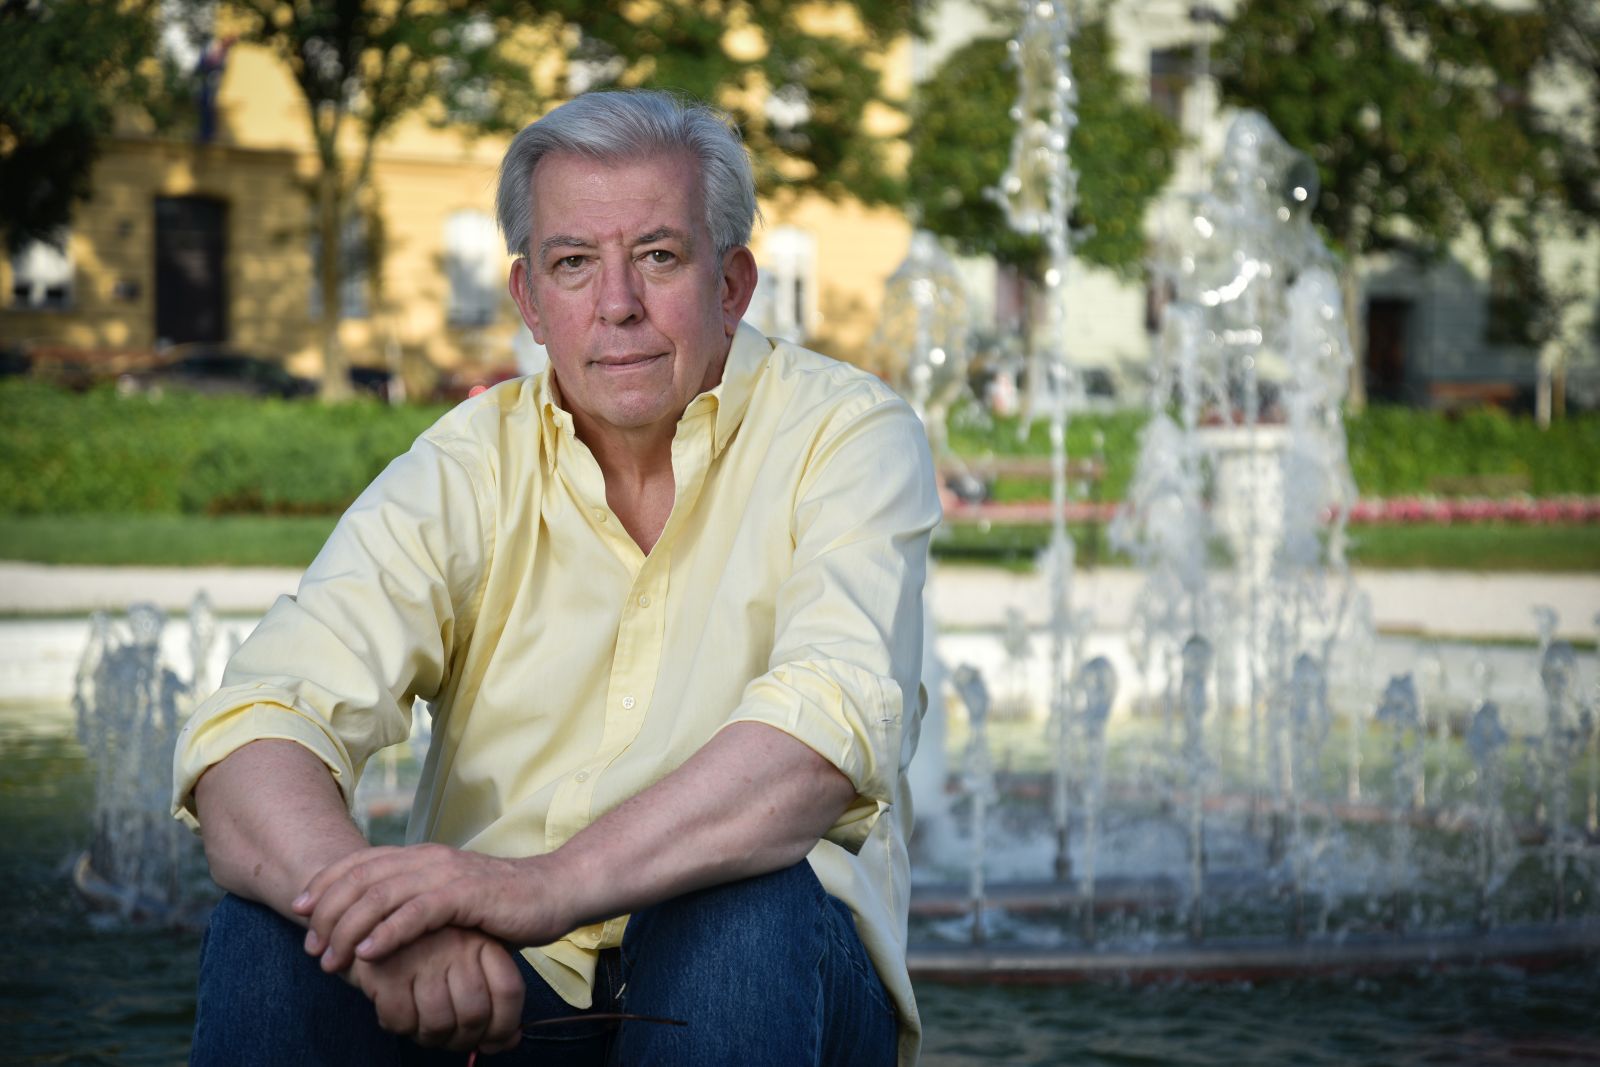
[5,707,1598,1066]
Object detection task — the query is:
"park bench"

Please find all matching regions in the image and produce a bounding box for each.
[936,455,1114,565]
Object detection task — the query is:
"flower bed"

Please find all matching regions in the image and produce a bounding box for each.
[1344,496,1600,525]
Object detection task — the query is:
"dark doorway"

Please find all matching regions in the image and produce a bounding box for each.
[1366,297,1411,403]
[155,196,228,346]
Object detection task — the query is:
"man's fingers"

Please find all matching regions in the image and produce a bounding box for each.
[411,967,459,1048]
[478,942,526,1054]
[369,972,419,1039]
[444,954,494,1052]
[353,893,452,963]
[294,845,399,915]
[302,849,408,958]
[317,871,449,971]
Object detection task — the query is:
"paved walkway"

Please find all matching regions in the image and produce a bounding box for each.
[3,560,1597,642]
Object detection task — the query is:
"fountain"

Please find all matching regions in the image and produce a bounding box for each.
[901,1,1600,983]
[71,597,217,927]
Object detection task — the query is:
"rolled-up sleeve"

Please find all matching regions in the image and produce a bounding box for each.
[171,434,493,830]
[718,395,941,853]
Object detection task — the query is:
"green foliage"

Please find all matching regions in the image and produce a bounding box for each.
[1528,0,1600,228]
[949,404,1600,499]
[570,0,916,207]
[4,385,1597,524]
[0,0,160,254]
[945,408,1147,500]
[907,20,1181,278]
[1346,406,1600,497]
[0,380,445,517]
[1215,0,1565,261]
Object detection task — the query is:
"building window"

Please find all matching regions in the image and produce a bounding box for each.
[1149,48,1193,128]
[309,211,370,320]
[10,233,73,310]
[1485,246,1541,348]
[444,210,503,327]
[750,226,816,342]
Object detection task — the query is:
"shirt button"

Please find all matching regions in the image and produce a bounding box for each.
[594,509,607,522]
[638,594,651,608]
[574,770,589,782]
[621,695,636,710]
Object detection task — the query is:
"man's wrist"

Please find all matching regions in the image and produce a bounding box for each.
[514,846,598,943]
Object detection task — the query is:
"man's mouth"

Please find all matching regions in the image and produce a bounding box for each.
[593,353,665,368]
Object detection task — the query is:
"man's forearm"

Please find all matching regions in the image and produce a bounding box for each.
[297,722,860,969]
[542,721,858,932]
[193,739,370,919]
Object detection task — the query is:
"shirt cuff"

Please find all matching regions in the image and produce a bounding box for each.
[718,658,902,854]
[170,699,358,831]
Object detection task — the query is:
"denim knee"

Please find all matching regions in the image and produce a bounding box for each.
[613,861,895,1066]
[191,894,396,1066]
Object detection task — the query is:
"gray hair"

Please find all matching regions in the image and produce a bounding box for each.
[496,90,760,260]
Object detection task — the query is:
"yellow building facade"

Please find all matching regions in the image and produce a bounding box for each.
[2,30,913,386]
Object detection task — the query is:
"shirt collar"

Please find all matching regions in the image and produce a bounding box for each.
[694,320,771,459]
[534,320,773,470]
[537,365,574,474]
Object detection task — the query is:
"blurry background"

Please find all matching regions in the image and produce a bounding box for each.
[3,0,1598,413]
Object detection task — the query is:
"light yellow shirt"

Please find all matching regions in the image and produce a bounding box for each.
[172,322,940,1065]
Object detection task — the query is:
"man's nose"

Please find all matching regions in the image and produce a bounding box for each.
[596,261,644,325]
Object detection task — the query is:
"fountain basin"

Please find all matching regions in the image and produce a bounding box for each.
[909,922,1600,984]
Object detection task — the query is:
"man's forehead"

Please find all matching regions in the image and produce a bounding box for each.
[529,148,699,199]
[526,148,704,244]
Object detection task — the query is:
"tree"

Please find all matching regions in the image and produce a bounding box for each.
[1214,0,1566,411]
[905,17,1180,383]
[207,1,544,399]
[0,0,161,255]
[1526,0,1600,417]
[203,0,916,401]
[909,19,1179,280]
[567,1,915,208]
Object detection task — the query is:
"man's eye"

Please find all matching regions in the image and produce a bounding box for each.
[556,256,585,270]
[642,250,676,265]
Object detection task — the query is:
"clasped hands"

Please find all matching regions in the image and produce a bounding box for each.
[292,843,576,1054]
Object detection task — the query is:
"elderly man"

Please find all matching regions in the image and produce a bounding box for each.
[175,90,939,1066]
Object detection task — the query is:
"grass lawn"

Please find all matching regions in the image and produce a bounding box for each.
[1344,523,1600,570]
[933,519,1599,572]
[0,514,339,567]
[0,513,1594,571]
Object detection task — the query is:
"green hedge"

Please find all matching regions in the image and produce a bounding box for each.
[1345,406,1600,497]
[951,404,1600,501]
[2,381,1598,517]
[0,380,447,516]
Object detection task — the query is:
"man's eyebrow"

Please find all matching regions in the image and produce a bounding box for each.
[537,235,592,259]
[634,226,693,249]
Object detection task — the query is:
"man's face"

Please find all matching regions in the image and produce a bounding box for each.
[508,150,756,444]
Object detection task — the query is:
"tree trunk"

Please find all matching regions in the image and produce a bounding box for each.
[315,166,352,402]
[1536,350,1552,429]
[1015,273,1042,437]
[1340,261,1367,413]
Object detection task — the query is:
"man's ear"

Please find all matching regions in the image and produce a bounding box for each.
[719,246,758,337]
[508,259,546,345]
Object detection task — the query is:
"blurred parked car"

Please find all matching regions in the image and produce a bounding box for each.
[123,347,317,399]
[0,345,31,379]
[348,364,397,402]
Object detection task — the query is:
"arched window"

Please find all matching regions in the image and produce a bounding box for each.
[750,226,816,342]
[10,232,73,310]
[444,210,503,327]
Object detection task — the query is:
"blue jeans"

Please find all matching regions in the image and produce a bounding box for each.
[190,860,897,1066]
